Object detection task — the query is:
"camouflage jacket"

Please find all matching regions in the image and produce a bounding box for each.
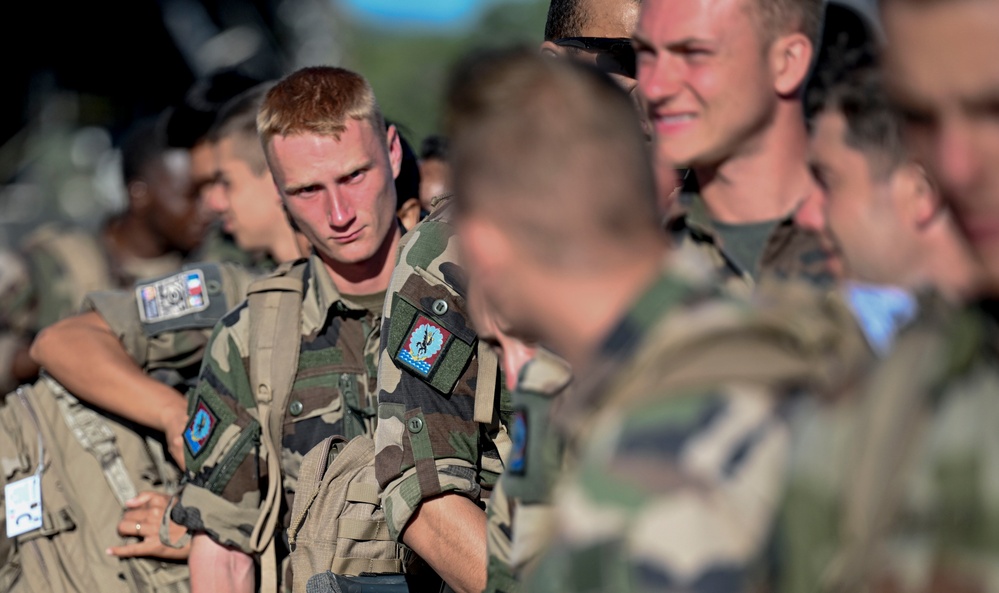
[171,253,384,589]
[524,266,865,593]
[774,295,999,593]
[375,197,511,540]
[0,224,183,392]
[486,349,572,593]
[666,192,836,299]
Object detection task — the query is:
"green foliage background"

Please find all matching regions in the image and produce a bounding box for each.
[339,1,550,146]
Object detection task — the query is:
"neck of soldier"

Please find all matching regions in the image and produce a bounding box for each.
[321,226,401,296]
[922,221,983,303]
[538,239,670,371]
[694,103,812,224]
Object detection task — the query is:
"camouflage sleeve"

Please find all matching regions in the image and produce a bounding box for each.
[375,214,499,540]
[526,383,790,593]
[83,262,258,371]
[170,303,264,554]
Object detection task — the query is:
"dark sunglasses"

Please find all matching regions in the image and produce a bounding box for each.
[552,37,637,78]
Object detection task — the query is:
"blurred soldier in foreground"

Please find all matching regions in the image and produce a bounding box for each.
[635,0,835,294]
[760,0,999,589]
[772,57,989,592]
[445,47,860,593]
[793,53,980,360]
[481,2,648,590]
[172,67,403,593]
[0,117,214,391]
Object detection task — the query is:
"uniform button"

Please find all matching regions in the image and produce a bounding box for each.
[289,400,304,416]
[407,417,424,433]
[432,299,448,316]
[207,280,222,294]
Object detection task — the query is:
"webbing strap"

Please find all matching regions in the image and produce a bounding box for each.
[823,327,943,592]
[337,518,392,541]
[246,265,306,592]
[345,482,380,505]
[46,376,138,506]
[332,557,404,576]
[473,341,499,425]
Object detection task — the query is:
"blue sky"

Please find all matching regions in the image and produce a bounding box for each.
[339,0,510,31]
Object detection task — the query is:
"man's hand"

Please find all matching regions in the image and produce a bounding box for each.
[108,491,190,561]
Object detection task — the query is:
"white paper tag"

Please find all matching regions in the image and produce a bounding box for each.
[5,475,42,538]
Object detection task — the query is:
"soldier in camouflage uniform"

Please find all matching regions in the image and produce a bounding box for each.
[172,66,403,593]
[442,48,867,593]
[481,1,651,590]
[635,0,837,298]
[0,257,256,593]
[0,116,215,392]
[761,0,999,589]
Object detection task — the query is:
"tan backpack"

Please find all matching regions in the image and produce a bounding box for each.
[287,435,408,588]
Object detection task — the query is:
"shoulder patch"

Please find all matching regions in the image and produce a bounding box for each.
[184,399,219,457]
[508,408,528,475]
[137,264,229,336]
[387,273,476,394]
[137,269,209,323]
[396,314,454,378]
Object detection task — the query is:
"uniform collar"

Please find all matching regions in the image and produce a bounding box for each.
[302,252,378,332]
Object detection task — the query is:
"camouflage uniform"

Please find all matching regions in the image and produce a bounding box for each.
[774,295,999,593]
[666,192,836,298]
[0,261,257,593]
[523,266,865,593]
[0,224,184,392]
[171,253,385,591]
[375,196,511,541]
[486,349,572,593]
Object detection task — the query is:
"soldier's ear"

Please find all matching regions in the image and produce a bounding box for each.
[898,162,943,229]
[386,125,403,181]
[771,32,813,96]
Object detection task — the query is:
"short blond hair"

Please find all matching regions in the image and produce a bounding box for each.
[751,0,824,48]
[257,66,385,148]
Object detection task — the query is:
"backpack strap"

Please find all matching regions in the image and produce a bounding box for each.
[822,308,962,592]
[245,263,307,590]
[44,375,139,506]
[473,340,499,425]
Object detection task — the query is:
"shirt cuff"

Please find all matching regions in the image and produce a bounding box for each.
[172,483,261,554]
[381,459,481,540]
